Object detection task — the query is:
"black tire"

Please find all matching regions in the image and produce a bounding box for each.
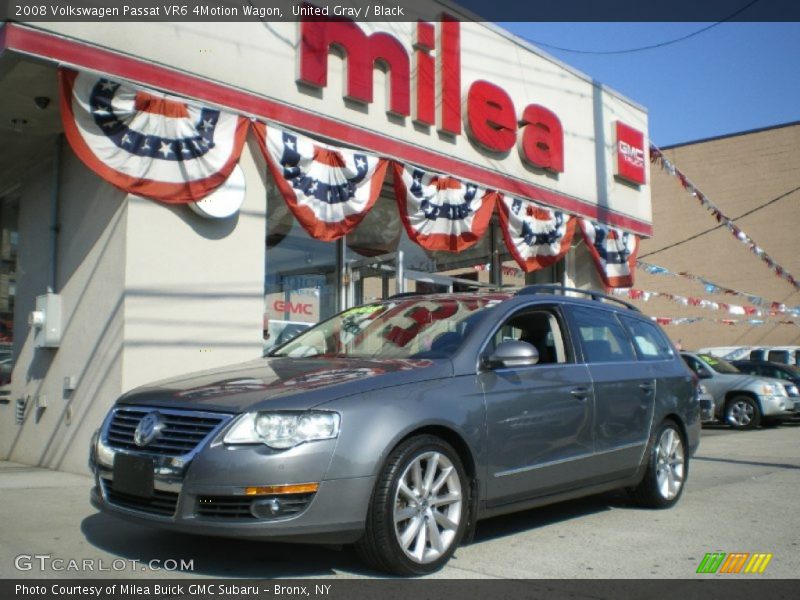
[355,435,469,576]
[631,420,687,509]
[725,395,761,430]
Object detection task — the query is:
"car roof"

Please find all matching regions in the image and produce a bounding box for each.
[385,285,641,315]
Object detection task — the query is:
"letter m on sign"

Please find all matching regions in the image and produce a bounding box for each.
[298,15,410,116]
[696,552,727,574]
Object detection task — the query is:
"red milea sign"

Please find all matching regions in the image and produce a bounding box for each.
[298,15,565,173]
[615,121,647,185]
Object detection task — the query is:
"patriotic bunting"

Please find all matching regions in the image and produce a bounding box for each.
[637,260,800,317]
[392,163,495,252]
[579,220,639,288]
[650,145,800,291]
[59,69,248,203]
[497,195,575,272]
[253,123,388,242]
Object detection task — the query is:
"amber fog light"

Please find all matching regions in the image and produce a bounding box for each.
[244,483,319,496]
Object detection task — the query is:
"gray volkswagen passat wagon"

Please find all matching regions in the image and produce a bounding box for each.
[90,286,701,575]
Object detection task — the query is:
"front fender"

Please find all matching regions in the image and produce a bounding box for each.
[319,375,485,483]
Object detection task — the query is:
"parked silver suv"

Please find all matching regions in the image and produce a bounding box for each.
[90,286,701,575]
[681,352,793,429]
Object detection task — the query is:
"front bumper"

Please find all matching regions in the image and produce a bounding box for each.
[89,410,374,545]
[758,394,794,417]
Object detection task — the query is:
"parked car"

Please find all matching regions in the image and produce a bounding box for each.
[90,286,700,575]
[681,352,793,429]
[731,360,800,413]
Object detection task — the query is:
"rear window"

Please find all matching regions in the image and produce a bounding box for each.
[621,317,675,361]
[570,306,636,363]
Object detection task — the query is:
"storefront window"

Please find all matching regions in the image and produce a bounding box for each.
[264,171,564,348]
[345,187,497,301]
[0,195,18,385]
[264,173,338,352]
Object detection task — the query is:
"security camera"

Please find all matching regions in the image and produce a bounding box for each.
[33,96,50,110]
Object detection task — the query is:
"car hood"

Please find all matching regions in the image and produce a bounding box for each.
[707,372,788,394]
[117,356,450,413]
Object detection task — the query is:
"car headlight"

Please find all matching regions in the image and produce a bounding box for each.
[698,384,708,394]
[760,383,782,396]
[224,411,340,449]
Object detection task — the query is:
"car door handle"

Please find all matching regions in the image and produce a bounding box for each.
[639,382,655,393]
[570,387,590,400]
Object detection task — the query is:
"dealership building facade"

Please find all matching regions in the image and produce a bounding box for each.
[0,10,651,473]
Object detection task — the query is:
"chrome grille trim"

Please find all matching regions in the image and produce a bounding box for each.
[102,406,233,457]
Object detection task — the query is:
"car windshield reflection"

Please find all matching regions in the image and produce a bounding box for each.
[268,297,501,359]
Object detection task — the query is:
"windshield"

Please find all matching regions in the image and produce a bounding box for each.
[698,354,740,374]
[269,296,504,359]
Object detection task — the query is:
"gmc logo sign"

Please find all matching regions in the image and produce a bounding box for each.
[615,121,646,185]
[273,301,314,315]
[298,12,565,172]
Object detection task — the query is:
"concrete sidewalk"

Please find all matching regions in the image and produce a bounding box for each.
[2,423,799,579]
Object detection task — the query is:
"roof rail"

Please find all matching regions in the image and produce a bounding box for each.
[516,284,640,312]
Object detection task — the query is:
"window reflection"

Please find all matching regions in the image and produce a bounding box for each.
[264,172,338,352]
[0,195,18,385]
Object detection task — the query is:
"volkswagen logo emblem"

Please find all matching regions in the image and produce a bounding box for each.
[134,412,165,447]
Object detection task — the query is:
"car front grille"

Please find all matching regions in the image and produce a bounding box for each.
[101,479,179,517]
[104,407,228,456]
[196,493,315,521]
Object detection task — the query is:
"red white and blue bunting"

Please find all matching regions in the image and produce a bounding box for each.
[59,69,249,203]
[497,195,575,273]
[57,68,644,288]
[579,219,639,288]
[392,163,496,252]
[253,123,388,242]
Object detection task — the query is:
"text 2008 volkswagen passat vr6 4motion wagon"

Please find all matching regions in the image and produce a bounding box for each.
[90,286,700,575]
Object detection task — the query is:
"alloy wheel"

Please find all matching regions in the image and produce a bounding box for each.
[727,400,754,428]
[654,427,684,500]
[393,451,463,564]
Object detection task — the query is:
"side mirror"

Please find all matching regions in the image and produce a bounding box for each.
[485,340,539,369]
[697,368,713,379]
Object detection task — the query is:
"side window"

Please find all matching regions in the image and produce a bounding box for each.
[488,309,569,365]
[683,357,700,374]
[570,306,636,363]
[621,317,675,361]
[684,356,710,377]
[768,368,791,381]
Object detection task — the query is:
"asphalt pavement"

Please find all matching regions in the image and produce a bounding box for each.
[1,421,798,579]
